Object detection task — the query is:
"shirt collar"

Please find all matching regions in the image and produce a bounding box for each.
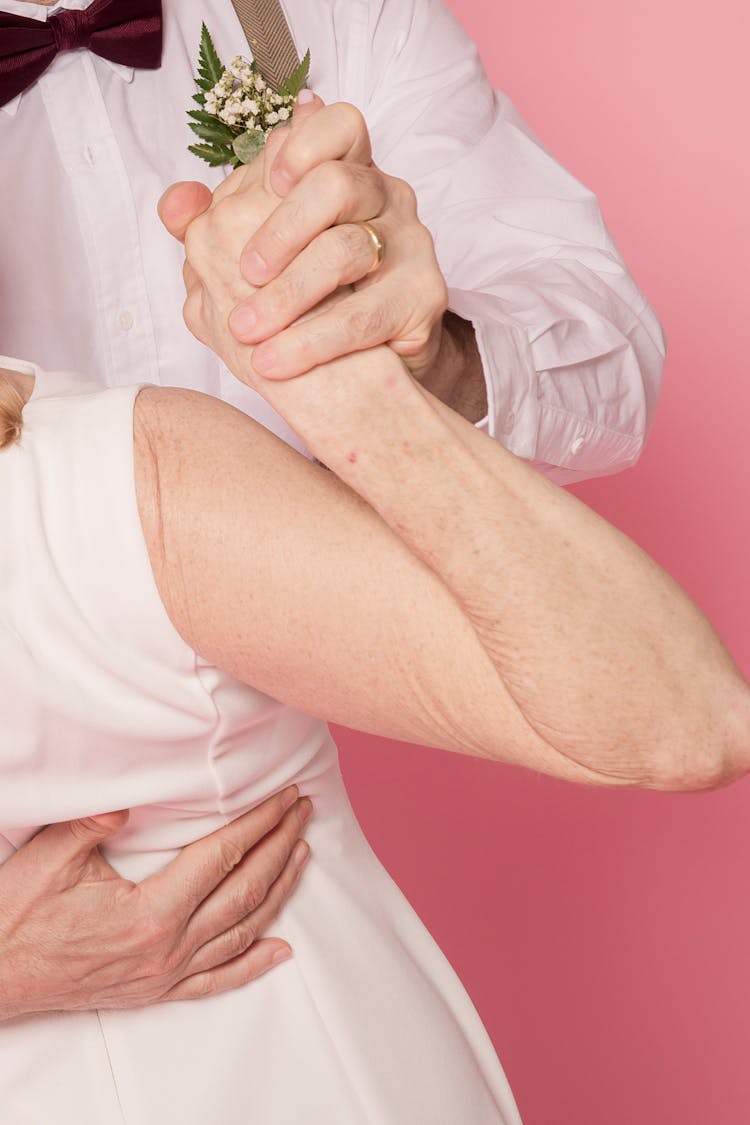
[0,0,135,117]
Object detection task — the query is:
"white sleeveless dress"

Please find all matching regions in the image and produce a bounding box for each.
[0,360,522,1125]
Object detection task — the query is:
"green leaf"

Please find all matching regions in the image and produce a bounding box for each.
[188,142,238,168]
[277,49,310,98]
[189,120,239,146]
[188,109,237,139]
[198,23,225,88]
[232,129,267,164]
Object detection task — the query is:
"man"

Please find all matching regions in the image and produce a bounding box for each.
[0,0,665,1015]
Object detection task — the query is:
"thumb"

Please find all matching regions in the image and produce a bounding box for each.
[68,810,130,843]
[20,811,130,891]
[58,811,130,878]
[46,810,129,862]
[158,181,213,243]
[290,88,326,129]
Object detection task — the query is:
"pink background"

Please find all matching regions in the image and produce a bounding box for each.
[337,2,750,1123]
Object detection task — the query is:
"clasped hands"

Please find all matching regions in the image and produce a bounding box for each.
[159,92,450,386]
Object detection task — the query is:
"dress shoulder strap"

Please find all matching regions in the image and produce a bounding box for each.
[230,0,300,92]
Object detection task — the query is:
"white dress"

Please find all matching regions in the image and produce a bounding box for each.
[0,363,522,1125]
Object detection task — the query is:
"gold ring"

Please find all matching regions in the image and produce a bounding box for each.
[355,221,386,275]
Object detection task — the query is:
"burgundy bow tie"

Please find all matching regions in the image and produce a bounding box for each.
[0,0,163,108]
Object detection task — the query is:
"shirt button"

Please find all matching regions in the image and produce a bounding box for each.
[570,436,586,455]
[503,410,516,434]
[117,310,134,332]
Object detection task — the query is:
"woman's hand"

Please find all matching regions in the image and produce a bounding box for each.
[158,146,278,383]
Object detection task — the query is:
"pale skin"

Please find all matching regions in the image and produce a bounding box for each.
[2,0,316,1022]
[2,53,745,1024]
[30,11,486,408]
[10,313,745,794]
[143,101,750,790]
[1,4,485,1014]
[0,76,482,1017]
[228,94,488,420]
[2,102,749,1010]
[0,370,311,1021]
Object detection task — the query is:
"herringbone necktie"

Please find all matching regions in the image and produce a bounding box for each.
[230,0,300,92]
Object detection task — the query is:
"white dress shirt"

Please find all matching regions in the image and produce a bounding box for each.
[0,0,666,479]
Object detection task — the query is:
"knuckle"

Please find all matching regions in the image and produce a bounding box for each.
[225,920,257,959]
[236,874,266,916]
[411,223,437,262]
[289,135,317,173]
[340,101,366,137]
[160,940,189,979]
[183,217,209,266]
[428,274,449,315]
[347,302,386,343]
[191,972,219,1000]
[182,292,202,337]
[315,161,352,206]
[216,836,246,876]
[390,174,418,214]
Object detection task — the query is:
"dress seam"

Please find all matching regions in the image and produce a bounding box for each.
[95,1011,129,1124]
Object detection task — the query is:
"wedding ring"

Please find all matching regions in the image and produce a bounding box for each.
[356,221,386,275]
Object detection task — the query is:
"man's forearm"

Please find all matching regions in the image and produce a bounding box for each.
[243,344,748,792]
[416,311,488,424]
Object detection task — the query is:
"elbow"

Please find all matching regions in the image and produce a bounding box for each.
[716,681,750,788]
[648,679,750,794]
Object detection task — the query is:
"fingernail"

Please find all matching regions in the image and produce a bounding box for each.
[293,839,310,869]
[296,88,314,105]
[242,249,269,283]
[230,304,257,340]
[272,947,293,966]
[252,344,277,376]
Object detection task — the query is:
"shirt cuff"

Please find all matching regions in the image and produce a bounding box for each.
[447,288,652,479]
[447,286,540,459]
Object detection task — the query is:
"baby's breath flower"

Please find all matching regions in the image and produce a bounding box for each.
[206,59,296,138]
[188,25,310,168]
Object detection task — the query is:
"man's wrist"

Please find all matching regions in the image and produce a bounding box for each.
[419,311,488,424]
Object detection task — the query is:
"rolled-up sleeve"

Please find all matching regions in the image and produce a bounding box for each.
[364,0,666,483]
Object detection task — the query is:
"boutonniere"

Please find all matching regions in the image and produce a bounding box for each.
[188,24,310,168]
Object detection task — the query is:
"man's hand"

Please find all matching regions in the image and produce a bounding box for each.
[0,787,311,1020]
[226,96,450,384]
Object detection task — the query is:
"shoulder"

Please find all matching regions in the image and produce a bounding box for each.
[134,383,233,434]
[132,386,259,615]
[133,384,268,535]
[133,384,263,475]
[131,384,304,613]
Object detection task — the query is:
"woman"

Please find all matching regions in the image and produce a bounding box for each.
[0,183,747,1125]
